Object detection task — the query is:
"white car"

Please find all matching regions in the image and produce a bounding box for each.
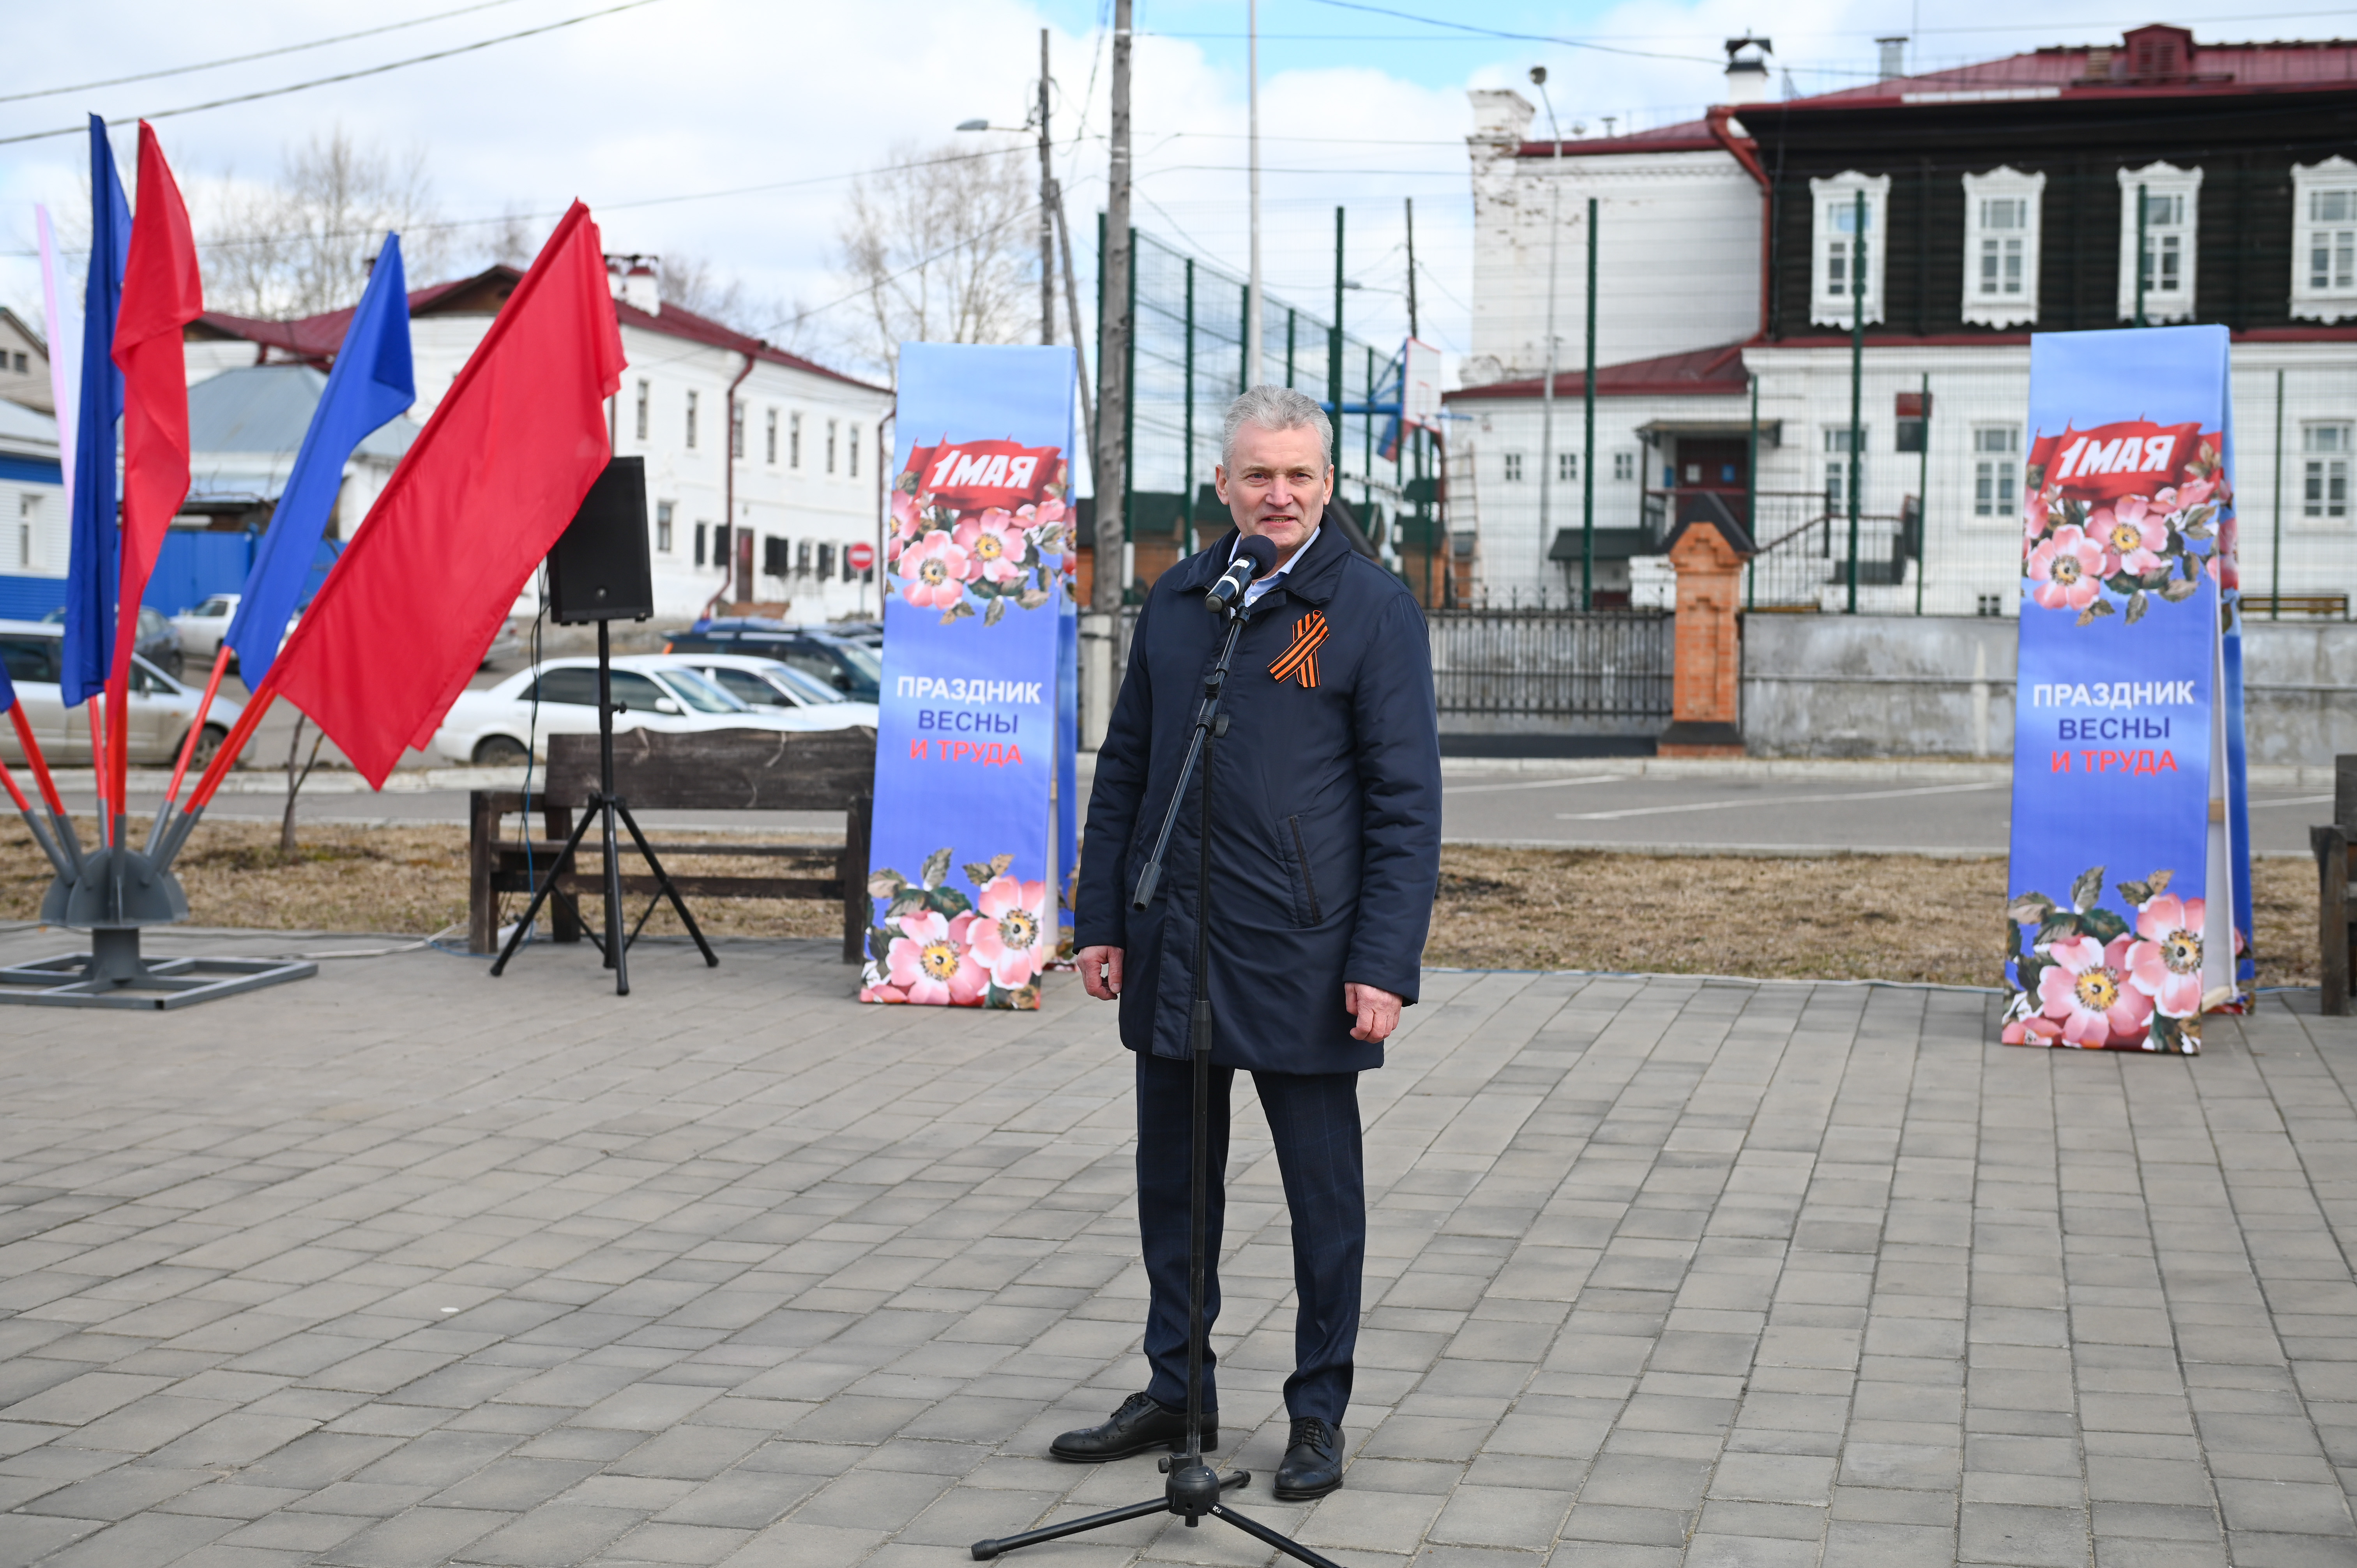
[431,655,866,766]
[645,653,880,730]
[171,594,239,659]
[0,620,244,767]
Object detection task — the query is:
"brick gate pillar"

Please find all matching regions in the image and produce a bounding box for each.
[1659,510,1754,758]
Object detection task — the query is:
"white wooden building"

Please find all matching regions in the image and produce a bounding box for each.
[1449,28,2357,615]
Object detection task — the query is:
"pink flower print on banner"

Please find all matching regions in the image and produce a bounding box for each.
[2026,524,2105,611]
[2127,894,2205,1018]
[2094,497,2168,576]
[954,509,1029,585]
[967,874,1049,989]
[899,531,972,610]
[2157,474,2217,514]
[2036,934,2154,1048]
[891,490,928,540]
[2001,1011,2065,1047]
[884,908,987,1006]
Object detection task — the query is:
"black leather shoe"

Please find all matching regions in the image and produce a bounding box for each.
[1272,1416,1344,1500]
[1049,1392,1218,1462]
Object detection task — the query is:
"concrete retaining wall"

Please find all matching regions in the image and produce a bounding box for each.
[1741,612,2357,763]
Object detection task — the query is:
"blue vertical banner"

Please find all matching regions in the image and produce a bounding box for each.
[860,344,1076,1008]
[2003,325,2243,1054]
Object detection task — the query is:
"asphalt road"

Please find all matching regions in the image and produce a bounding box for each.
[79,764,2331,856]
[1437,770,2325,855]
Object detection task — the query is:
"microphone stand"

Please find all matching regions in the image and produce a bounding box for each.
[973,595,1340,1567]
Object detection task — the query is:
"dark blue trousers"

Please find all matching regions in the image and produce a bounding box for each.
[1134,1050,1365,1425]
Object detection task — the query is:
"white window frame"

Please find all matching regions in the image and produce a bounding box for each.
[826,418,839,475]
[633,380,650,441]
[1501,451,1525,484]
[1612,450,1635,482]
[1972,424,2021,521]
[1961,167,2045,328]
[685,388,700,450]
[2115,162,2202,324]
[1823,426,1867,514]
[789,410,803,469]
[1809,172,1891,328]
[765,407,779,466]
[2303,422,2352,524]
[1557,450,1576,483]
[2292,157,2357,323]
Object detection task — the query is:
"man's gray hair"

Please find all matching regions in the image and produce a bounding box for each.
[1221,384,1332,468]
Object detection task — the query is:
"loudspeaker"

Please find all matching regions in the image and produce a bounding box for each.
[548,457,654,624]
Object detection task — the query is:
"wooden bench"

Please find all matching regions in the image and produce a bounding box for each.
[467,726,875,963]
[2261,592,2350,618]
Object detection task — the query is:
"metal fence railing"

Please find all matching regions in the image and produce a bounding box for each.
[1451,351,2357,621]
[1428,606,1673,732]
[1113,226,1446,601]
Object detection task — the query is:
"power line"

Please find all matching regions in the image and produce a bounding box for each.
[0,0,667,146]
[0,0,533,106]
[1296,0,1724,64]
[5,141,1061,260]
[1147,7,2357,44]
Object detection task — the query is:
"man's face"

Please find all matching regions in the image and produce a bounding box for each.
[1215,422,1332,568]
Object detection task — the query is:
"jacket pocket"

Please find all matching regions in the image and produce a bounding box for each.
[1288,815,1323,923]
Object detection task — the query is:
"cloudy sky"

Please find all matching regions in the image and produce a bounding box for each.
[4,0,2337,382]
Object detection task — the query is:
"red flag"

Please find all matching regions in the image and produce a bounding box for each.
[109,122,201,772]
[265,201,623,786]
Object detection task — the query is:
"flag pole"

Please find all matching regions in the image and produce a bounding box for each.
[8,706,82,868]
[88,691,111,845]
[149,643,231,852]
[0,750,74,883]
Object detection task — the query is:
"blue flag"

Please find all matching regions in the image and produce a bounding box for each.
[61,117,131,708]
[226,234,415,689]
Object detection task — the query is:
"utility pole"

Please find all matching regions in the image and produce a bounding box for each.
[1531,68,1564,603]
[1037,30,1055,346]
[1095,0,1131,619]
[1329,206,1345,428]
[1246,0,1263,386]
[1404,197,1419,337]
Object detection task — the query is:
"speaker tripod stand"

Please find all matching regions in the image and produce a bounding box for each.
[972,597,1341,1568]
[489,619,716,994]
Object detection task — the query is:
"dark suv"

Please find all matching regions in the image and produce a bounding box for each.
[659,619,882,703]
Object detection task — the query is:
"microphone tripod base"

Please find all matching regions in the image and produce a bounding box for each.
[971,1462,1346,1566]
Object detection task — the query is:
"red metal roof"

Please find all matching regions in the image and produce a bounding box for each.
[1445,343,1750,401]
[1780,27,2357,108]
[193,266,885,394]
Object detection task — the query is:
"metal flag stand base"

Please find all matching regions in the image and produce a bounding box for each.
[973,594,1343,1568]
[0,838,315,1010]
[0,926,316,1010]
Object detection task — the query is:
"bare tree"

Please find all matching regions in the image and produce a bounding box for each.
[200,127,447,318]
[836,139,1039,382]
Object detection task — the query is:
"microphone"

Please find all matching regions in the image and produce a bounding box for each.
[1205,534,1280,613]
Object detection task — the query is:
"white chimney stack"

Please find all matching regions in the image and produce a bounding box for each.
[1722,36,1772,106]
[617,260,659,316]
[1877,37,1908,81]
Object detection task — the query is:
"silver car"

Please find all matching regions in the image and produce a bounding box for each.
[0,620,243,768]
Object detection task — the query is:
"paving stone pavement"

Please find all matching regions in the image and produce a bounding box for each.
[0,926,2352,1568]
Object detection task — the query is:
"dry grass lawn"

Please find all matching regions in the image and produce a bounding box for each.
[0,819,2321,988]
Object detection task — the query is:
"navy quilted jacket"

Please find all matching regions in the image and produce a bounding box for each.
[1075,521,1442,1071]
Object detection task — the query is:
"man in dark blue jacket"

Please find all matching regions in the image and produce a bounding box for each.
[1053,386,1442,1500]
